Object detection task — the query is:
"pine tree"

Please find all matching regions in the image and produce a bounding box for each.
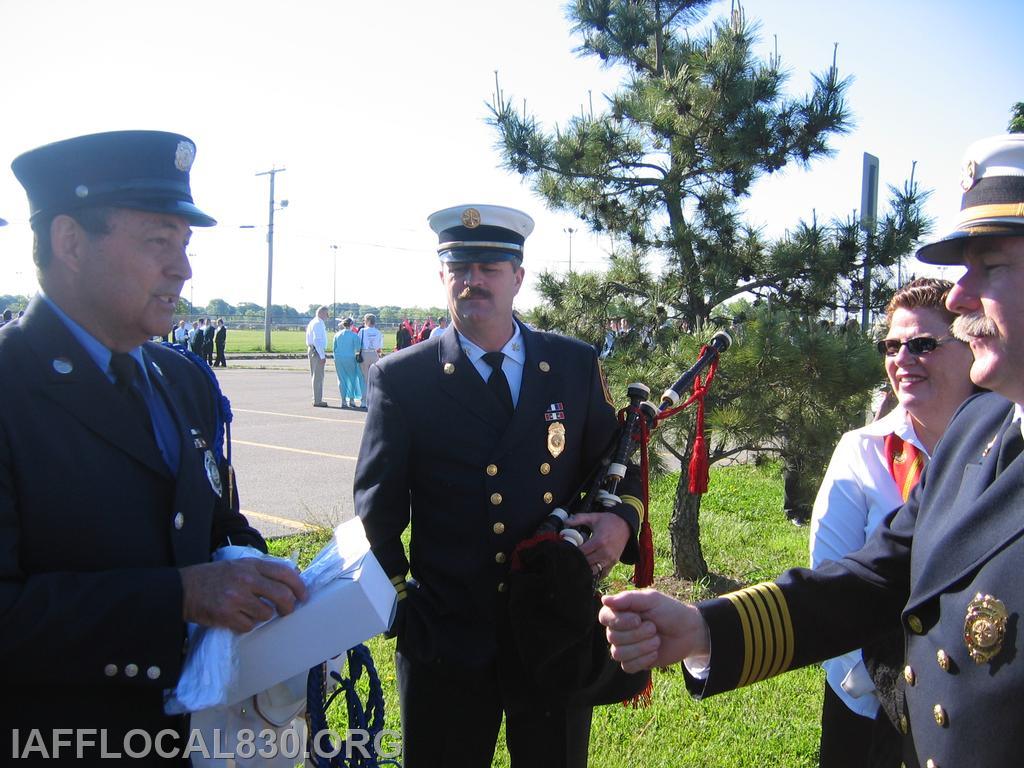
[1009,102,1024,133]
[490,1,929,578]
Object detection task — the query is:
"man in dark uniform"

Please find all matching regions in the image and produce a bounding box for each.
[355,204,644,768]
[202,316,215,365]
[0,131,306,764]
[600,134,1024,768]
[213,317,227,367]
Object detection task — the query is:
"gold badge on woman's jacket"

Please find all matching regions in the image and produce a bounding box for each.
[963,593,1008,664]
[547,422,565,459]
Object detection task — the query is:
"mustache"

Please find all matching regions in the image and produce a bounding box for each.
[457,287,491,300]
[952,311,997,342]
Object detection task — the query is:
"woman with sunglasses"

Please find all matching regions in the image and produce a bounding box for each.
[810,278,976,768]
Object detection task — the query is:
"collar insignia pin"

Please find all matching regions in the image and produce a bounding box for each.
[204,450,223,498]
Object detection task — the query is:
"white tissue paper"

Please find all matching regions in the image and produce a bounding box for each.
[165,517,396,714]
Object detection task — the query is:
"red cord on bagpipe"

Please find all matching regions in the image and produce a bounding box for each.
[508,336,729,709]
[617,347,720,590]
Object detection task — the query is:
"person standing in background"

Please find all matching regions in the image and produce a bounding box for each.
[333,317,364,408]
[212,317,227,367]
[429,316,448,338]
[306,305,329,407]
[357,313,383,410]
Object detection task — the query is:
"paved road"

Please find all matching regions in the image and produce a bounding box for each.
[214,358,366,539]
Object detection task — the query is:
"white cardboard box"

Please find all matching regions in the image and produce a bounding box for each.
[226,519,397,706]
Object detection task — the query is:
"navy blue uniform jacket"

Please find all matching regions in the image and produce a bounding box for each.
[690,392,1024,768]
[0,298,264,761]
[355,322,641,669]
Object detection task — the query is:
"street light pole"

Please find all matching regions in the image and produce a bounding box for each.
[563,227,576,272]
[256,166,286,352]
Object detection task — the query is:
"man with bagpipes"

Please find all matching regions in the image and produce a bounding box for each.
[354,204,647,768]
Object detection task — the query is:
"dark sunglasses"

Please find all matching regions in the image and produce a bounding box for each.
[876,336,957,357]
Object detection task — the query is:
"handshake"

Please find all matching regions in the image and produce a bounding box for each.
[598,589,712,673]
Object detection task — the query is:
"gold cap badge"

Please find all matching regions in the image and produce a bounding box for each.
[547,422,565,459]
[461,207,481,228]
[963,593,1008,664]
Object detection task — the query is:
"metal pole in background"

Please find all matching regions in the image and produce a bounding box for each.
[563,227,576,273]
[860,153,879,330]
[256,167,286,352]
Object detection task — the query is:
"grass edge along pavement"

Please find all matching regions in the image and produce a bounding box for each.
[268,463,822,767]
[222,329,399,355]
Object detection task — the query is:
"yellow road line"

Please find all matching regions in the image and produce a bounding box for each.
[241,509,319,531]
[233,407,361,424]
[233,439,357,461]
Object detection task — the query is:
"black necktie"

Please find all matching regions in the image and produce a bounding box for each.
[110,352,155,438]
[996,422,1024,475]
[482,351,514,418]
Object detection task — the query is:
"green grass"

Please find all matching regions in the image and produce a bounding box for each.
[268,463,821,767]
[224,329,398,354]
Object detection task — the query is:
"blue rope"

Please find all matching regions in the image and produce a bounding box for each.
[159,342,233,464]
[306,645,398,768]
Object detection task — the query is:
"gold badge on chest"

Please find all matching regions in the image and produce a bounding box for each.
[547,422,565,459]
[963,593,1008,664]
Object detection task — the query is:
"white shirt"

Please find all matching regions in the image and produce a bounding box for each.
[809,405,928,717]
[306,317,327,359]
[456,324,526,408]
[429,325,447,339]
[173,326,188,343]
[359,326,383,351]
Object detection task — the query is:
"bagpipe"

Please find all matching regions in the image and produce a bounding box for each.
[506,331,732,706]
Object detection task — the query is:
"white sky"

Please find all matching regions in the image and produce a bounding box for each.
[1,0,1021,312]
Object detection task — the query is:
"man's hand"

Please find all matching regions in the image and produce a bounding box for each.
[566,511,630,578]
[180,559,308,633]
[599,589,710,673]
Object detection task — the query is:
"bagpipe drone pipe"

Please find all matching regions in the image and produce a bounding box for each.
[506,331,732,706]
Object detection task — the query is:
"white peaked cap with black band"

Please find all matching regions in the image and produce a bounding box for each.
[917,134,1024,265]
[428,204,535,263]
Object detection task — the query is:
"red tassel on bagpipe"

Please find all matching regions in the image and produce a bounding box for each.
[687,419,709,494]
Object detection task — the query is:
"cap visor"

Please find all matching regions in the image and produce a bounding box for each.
[438,249,518,263]
[917,222,1024,265]
[118,199,217,227]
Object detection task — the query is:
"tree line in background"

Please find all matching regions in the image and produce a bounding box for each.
[0,294,445,329]
[171,299,446,327]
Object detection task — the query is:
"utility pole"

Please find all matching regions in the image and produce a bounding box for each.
[256,167,287,352]
[563,227,576,272]
[330,244,339,323]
